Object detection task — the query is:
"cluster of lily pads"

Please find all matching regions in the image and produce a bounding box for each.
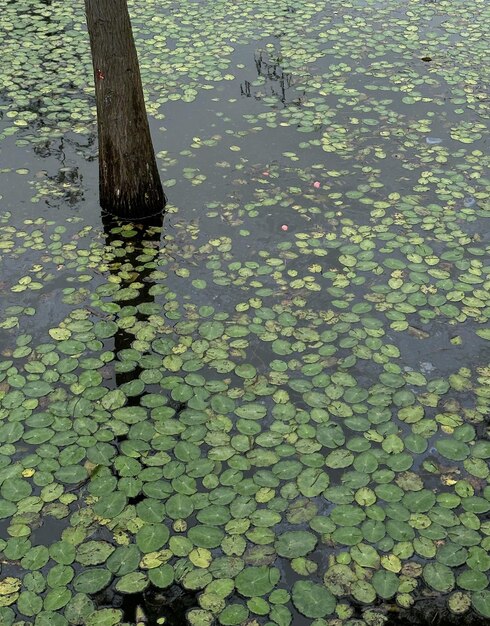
[0,203,488,626]
[1,0,489,149]
[1,0,490,625]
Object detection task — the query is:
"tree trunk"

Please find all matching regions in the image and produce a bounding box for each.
[85,0,166,219]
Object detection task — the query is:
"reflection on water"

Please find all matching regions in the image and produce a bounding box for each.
[0,1,489,625]
[240,48,299,107]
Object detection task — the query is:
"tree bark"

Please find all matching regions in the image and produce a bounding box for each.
[85,0,166,219]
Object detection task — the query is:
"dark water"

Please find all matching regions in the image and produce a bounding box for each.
[0,1,489,625]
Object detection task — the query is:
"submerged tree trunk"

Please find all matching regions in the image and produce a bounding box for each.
[85,0,166,219]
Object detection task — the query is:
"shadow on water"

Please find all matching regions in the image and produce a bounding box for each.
[94,583,198,626]
[101,211,164,391]
[383,602,489,626]
[98,212,199,624]
[101,211,192,418]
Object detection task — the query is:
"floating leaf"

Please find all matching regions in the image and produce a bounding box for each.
[57,340,85,355]
[148,564,174,589]
[93,492,127,519]
[166,494,194,519]
[136,524,170,553]
[218,604,249,625]
[457,570,488,592]
[76,541,115,566]
[275,531,317,558]
[115,572,149,594]
[472,591,490,618]
[372,570,399,599]
[435,439,470,461]
[23,381,53,398]
[423,563,455,593]
[17,591,43,617]
[73,569,112,594]
[0,578,21,595]
[106,545,141,576]
[235,364,257,379]
[64,593,95,624]
[235,566,280,597]
[44,587,72,611]
[86,608,124,626]
[55,465,88,485]
[1,478,32,502]
[292,581,336,618]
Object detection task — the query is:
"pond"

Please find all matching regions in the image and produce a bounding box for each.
[0,1,489,625]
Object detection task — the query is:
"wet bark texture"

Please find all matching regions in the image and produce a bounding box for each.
[85,0,166,219]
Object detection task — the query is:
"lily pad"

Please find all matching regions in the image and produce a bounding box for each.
[73,569,112,594]
[275,531,317,558]
[423,563,455,593]
[235,566,279,597]
[292,581,336,618]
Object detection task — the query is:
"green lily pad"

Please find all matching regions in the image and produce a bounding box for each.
[44,587,72,611]
[148,564,174,589]
[1,477,32,502]
[24,381,53,398]
[55,465,88,485]
[275,531,318,558]
[292,580,336,618]
[218,604,249,625]
[435,439,470,461]
[115,572,149,594]
[136,524,170,553]
[457,570,488,592]
[372,570,399,599]
[86,608,124,626]
[93,492,127,519]
[18,591,43,617]
[199,321,224,340]
[76,541,115,566]
[58,340,85,355]
[235,364,257,379]
[472,591,490,618]
[106,544,141,576]
[423,563,455,593]
[73,569,112,594]
[235,566,280,597]
[64,593,95,624]
[94,320,118,339]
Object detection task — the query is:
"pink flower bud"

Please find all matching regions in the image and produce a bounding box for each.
[281,224,288,231]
